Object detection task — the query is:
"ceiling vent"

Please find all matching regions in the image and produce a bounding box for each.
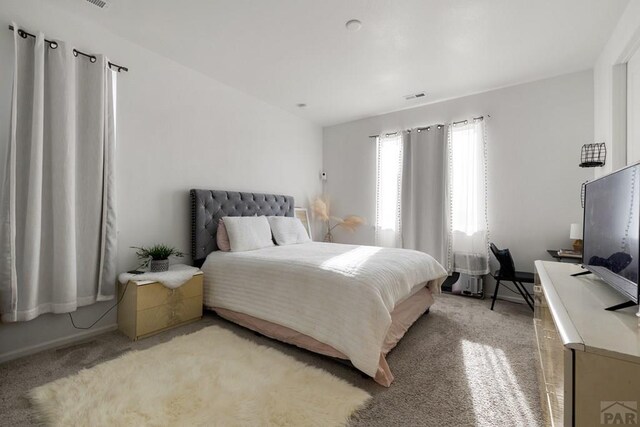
[404,92,426,100]
[84,0,110,9]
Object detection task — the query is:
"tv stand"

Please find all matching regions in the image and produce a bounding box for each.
[534,261,640,426]
[605,300,638,311]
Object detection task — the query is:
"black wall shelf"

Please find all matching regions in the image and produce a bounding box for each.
[579,143,606,168]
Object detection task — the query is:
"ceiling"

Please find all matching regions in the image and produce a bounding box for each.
[56,0,628,126]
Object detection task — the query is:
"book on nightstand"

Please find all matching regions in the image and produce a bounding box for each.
[557,249,583,258]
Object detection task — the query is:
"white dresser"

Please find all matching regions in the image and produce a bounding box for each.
[534,261,640,427]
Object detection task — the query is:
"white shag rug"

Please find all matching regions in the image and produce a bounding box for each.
[29,326,371,426]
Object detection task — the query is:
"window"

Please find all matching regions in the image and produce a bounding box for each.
[448,120,489,275]
[375,134,403,247]
[450,123,483,235]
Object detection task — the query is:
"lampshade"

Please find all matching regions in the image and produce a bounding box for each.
[570,223,583,240]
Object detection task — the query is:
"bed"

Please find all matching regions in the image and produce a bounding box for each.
[191,189,447,386]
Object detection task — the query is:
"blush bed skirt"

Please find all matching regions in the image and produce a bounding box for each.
[209,285,435,387]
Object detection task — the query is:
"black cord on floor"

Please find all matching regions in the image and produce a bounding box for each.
[68,282,129,330]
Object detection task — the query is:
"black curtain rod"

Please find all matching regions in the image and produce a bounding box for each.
[368,116,488,138]
[368,124,444,139]
[369,131,399,138]
[452,115,486,126]
[415,124,445,133]
[8,25,129,72]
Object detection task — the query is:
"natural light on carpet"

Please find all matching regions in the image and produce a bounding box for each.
[461,339,537,427]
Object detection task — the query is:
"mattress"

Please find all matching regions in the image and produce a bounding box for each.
[201,242,447,378]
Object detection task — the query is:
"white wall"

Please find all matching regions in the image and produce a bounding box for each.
[323,71,593,301]
[593,1,640,177]
[629,48,640,164]
[0,0,322,361]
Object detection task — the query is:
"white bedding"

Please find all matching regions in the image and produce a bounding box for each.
[201,242,447,377]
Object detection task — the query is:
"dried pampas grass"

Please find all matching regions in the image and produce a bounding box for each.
[313,196,365,241]
[313,197,330,222]
[338,215,366,232]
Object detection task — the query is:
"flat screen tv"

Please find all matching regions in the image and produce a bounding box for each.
[583,163,640,311]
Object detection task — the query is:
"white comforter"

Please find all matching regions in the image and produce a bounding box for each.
[201,242,447,377]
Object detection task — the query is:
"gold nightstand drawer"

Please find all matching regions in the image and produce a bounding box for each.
[117,272,204,341]
[136,295,203,338]
[137,275,203,311]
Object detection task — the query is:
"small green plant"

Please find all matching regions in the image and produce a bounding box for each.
[131,244,184,268]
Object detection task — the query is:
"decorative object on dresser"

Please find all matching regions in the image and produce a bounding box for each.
[489,243,534,311]
[534,261,640,427]
[117,268,203,340]
[312,195,365,242]
[569,223,583,253]
[131,244,185,272]
[29,326,370,426]
[294,207,312,238]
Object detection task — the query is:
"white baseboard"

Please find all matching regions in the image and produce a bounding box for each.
[0,323,118,364]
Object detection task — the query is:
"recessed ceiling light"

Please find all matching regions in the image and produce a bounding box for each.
[297,103,307,108]
[345,19,362,32]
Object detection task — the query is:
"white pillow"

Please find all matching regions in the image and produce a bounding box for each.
[268,216,311,245]
[222,216,275,252]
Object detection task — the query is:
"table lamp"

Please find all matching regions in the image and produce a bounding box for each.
[570,223,583,252]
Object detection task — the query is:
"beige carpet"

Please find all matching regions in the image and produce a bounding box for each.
[28,326,370,427]
[1,294,542,426]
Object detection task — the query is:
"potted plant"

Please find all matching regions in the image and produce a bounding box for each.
[131,244,184,272]
[312,196,365,242]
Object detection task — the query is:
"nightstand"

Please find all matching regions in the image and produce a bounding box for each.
[546,249,582,263]
[117,271,203,340]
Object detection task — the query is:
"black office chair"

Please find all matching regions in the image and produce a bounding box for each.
[489,243,534,311]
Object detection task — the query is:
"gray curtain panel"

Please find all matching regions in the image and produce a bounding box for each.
[401,127,451,271]
[0,24,117,322]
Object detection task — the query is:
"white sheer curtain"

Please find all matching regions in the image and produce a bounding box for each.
[0,24,118,322]
[401,126,450,270]
[447,119,489,275]
[375,134,403,247]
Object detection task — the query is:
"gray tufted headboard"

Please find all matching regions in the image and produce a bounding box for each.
[190,189,295,266]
